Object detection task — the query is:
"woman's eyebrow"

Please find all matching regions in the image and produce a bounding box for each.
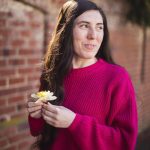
[76,21,103,25]
[77,21,89,24]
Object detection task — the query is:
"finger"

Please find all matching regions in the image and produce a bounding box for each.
[28,105,42,113]
[43,115,56,126]
[43,103,58,113]
[36,99,47,103]
[28,101,43,108]
[42,109,56,119]
[30,110,41,117]
[46,120,57,127]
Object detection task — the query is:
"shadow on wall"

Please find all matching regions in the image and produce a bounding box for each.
[136,127,150,150]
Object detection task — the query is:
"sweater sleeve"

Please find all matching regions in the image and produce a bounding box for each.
[67,70,138,150]
[28,115,45,136]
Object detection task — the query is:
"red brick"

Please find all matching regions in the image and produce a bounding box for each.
[11,112,27,119]
[30,22,41,28]
[0,88,16,96]
[0,48,17,57]
[0,138,8,147]
[9,77,25,85]
[8,49,17,56]
[0,12,12,18]
[25,11,34,19]
[0,97,7,101]
[0,49,16,56]
[9,59,25,66]
[0,59,7,66]
[0,19,6,26]
[29,40,38,47]
[0,79,6,86]
[8,95,24,104]
[0,98,7,106]
[28,75,40,82]
[0,29,11,37]
[11,40,25,47]
[19,49,36,55]
[20,30,31,37]
[8,132,29,144]
[19,49,42,56]
[0,85,32,96]
[0,106,16,115]
[27,58,41,64]
[11,20,26,26]
[0,127,17,137]
[0,39,5,47]
[18,67,35,74]
[0,68,16,77]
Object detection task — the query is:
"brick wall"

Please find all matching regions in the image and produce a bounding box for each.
[141,28,150,130]
[0,0,150,149]
[0,0,45,149]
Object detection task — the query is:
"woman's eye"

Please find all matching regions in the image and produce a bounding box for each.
[97,26,103,31]
[80,24,88,29]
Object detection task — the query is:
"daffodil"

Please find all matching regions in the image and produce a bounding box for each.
[31,91,57,101]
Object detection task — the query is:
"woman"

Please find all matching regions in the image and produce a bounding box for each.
[27,0,138,150]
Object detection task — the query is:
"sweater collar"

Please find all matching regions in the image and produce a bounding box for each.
[69,58,105,76]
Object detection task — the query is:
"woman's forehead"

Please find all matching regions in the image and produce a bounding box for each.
[75,10,103,24]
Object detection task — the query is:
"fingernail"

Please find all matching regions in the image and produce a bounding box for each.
[48,102,51,105]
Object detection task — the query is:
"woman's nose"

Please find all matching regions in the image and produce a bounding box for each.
[87,28,96,39]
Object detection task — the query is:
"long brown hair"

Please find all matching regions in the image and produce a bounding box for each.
[32,0,114,149]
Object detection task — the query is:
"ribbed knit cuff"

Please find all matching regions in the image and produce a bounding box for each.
[28,115,45,136]
[28,114,44,122]
[68,113,82,132]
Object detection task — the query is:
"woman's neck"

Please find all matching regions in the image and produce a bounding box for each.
[72,57,97,69]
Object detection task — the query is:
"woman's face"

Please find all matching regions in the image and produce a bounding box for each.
[73,10,104,60]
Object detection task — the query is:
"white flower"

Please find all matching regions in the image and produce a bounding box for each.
[31,91,57,101]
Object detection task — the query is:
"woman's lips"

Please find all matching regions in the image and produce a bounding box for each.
[84,44,96,50]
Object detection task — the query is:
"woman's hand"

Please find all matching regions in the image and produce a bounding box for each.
[27,99,44,119]
[42,102,76,128]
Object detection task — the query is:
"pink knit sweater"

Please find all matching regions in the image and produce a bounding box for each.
[29,58,138,150]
